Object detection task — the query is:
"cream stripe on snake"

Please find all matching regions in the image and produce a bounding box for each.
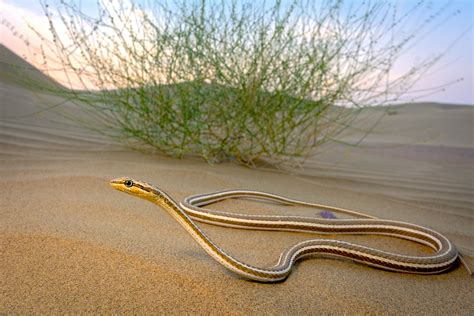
[110,177,460,282]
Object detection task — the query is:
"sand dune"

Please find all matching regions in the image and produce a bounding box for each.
[1,45,473,314]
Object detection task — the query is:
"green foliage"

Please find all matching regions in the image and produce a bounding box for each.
[25,0,454,165]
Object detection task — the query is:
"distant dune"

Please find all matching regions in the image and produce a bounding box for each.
[1,44,473,314]
[0,44,61,88]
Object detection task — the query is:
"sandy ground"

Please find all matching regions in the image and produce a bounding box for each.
[1,46,473,314]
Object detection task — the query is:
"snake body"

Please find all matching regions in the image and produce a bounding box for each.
[110,177,459,282]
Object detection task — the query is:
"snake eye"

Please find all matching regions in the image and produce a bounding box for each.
[124,180,133,187]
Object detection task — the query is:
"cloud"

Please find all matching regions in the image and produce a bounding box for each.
[1,0,61,55]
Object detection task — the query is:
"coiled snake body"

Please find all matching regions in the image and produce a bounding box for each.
[110,177,460,282]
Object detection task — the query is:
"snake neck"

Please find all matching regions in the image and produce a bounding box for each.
[149,188,230,259]
[147,187,278,279]
[149,188,198,230]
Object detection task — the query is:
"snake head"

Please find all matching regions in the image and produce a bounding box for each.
[110,177,134,191]
[110,177,157,201]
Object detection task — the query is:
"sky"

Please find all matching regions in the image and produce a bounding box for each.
[1,0,473,105]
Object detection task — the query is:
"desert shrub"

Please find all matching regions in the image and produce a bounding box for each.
[21,0,458,165]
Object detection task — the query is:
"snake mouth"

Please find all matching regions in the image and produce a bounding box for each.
[110,177,131,191]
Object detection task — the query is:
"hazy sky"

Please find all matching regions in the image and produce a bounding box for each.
[1,0,473,105]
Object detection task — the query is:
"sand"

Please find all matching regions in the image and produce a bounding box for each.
[1,45,473,314]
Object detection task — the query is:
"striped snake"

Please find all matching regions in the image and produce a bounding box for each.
[110,177,462,282]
